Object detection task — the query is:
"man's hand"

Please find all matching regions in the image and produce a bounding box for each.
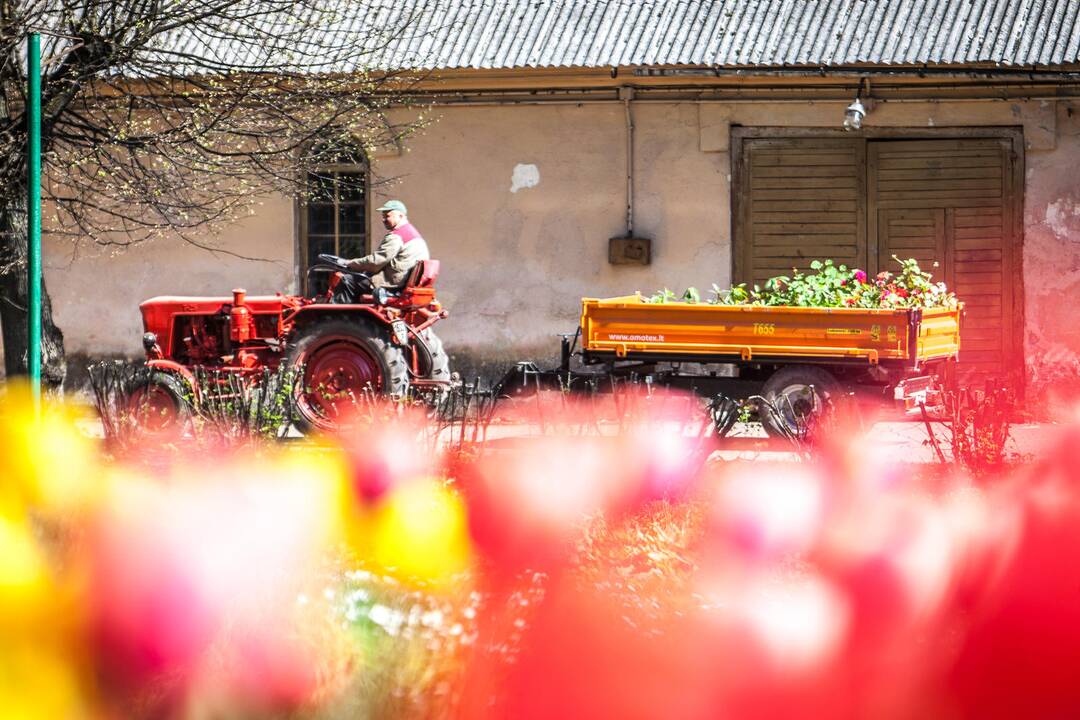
[347,233,399,274]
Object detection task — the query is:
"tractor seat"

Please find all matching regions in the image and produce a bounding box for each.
[390,259,440,306]
[402,259,440,291]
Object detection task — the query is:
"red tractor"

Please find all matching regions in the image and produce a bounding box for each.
[134,255,451,433]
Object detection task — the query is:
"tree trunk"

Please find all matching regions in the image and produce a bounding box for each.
[0,190,66,390]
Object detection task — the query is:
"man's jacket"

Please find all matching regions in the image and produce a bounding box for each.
[351,222,430,288]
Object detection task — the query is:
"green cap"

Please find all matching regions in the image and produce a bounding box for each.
[376,199,407,214]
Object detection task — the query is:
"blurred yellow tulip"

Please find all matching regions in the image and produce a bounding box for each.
[369,479,472,587]
[0,644,88,720]
[0,383,99,518]
[0,516,52,628]
[262,446,356,552]
[0,516,90,717]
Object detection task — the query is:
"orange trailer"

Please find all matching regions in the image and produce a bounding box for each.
[577,294,962,435]
[580,294,960,367]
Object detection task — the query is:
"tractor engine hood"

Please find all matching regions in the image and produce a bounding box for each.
[139,294,301,358]
[140,294,296,320]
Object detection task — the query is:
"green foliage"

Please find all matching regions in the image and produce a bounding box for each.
[194,365,298,440]
[645,288,679,304]
[711,283,750,305]
[649,257,958,310]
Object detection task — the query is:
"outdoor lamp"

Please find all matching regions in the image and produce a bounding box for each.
[843,96,866,131]
[843,78,869,131]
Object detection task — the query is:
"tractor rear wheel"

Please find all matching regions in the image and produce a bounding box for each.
[420,328,451,383]
[285,319,407,433]
[126,370,193,438]
[417,327,453,413]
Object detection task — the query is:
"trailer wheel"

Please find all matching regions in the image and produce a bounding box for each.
[286,319,408,433]
[126,370,193,437]
[760,365,839,438]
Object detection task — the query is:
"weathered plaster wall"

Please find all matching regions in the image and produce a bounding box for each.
[28,96,1080,396]
[1022,100,1080,399]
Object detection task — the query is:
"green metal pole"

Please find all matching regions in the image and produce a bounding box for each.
[27,33,41,408]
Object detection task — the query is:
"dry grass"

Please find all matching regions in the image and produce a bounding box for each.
[294,500,708,719]
[573,501,708,629]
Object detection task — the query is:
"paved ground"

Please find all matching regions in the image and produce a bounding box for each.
[865,418,1050,462]
[477,418,1053,464]
[75,406,1054,465]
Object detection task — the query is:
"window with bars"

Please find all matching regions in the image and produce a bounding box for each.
[301,164,367,295]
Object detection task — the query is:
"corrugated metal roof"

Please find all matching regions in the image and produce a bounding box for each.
[157,0,1080,74]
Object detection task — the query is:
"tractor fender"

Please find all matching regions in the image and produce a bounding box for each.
[145,359,199,399]
[286,305,388,334]
[406,324,435,377]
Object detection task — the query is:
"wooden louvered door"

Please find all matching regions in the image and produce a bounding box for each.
[876,209,946,277]
[739,138,866,286]
[737,134,1018,386]
[868,139,1015,383]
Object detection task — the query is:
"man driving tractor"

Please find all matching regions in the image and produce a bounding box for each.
[336,200,429,302]
[135,195,450,433]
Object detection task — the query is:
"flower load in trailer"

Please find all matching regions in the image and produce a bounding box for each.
[645,257,957,311]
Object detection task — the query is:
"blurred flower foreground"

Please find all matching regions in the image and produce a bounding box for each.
[3,381,1080,720]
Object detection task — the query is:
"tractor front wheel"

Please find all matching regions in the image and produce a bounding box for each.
[126,370,193,438]
[285,319,407,433]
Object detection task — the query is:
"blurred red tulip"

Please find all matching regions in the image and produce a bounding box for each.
[945,432,1080,718]
[337,412,432,504]
[460,436,628,572]
[462,574,719,720]
[88,506,218,701]
[221,626,321,712]
[710,463,827,559]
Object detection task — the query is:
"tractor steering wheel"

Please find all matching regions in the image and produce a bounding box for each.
[306,253,374,302]
[316,253,367,275]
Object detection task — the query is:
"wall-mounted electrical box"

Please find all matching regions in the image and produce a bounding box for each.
[608,236,651,265]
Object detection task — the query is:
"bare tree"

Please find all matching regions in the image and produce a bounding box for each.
[0,0,431,386]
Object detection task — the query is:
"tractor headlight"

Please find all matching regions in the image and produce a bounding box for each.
[375,287,389,306]
[142,332,158,351]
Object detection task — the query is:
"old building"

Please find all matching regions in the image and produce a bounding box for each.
[43,0,1080,398]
